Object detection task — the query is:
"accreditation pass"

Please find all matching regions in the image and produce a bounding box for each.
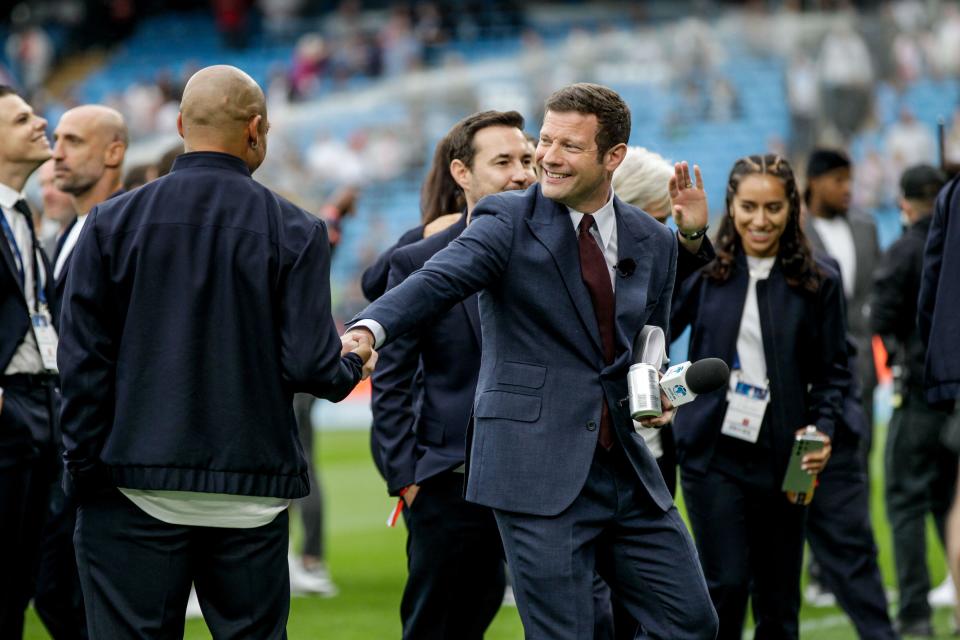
[32,310,59,373]
[720,373,770,443]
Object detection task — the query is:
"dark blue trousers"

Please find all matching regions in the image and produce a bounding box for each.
[682,465,806,640]
[400,470,505,640]
[75,488,290,639]
[35,477,87,639]
[494,445,717,640]
[807,435,897,640]
[0,379,58,638]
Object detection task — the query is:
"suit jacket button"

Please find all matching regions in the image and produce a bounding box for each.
[586,420,597,431]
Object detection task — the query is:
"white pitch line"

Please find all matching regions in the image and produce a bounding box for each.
[742,614,851,639]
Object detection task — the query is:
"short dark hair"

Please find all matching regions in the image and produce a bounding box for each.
[0,85,19,99]
[544,83,631,157]
[420,110,525,223]
[447,110,525,169]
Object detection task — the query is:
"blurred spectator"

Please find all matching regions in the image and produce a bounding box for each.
[885,107,936,186]
[213,0,249,49]
[122,163,155,191]
[35,158,76,257]
[891,30,925,88]
[290,34,330,101]
[817,23,874,141]
[380,7,424,77]
[305,132,364,186]
[926,4,960,78]
[5,5,54,95]
[787,51,820,160]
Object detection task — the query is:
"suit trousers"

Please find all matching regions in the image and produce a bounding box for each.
[0,381,57,638]
[494,444,717,640]
[884,390,958,625]
[400,470,505,640]
[34,474,87,639]
[806,434,896,640]
[612,435,677,640]
[75,488,290,640]
[682,465,806,640]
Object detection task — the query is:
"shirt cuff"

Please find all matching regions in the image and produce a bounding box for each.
[353,319,386,349]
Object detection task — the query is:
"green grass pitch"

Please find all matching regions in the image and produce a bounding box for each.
[22,425,959,638]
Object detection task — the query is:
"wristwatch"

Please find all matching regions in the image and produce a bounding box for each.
[677,225,709,241]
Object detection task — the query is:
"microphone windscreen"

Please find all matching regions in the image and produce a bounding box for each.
[685,358,730,394]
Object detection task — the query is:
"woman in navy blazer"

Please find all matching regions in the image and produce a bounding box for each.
[671,154,850,640]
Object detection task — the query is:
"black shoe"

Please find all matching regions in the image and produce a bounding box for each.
[895,619,934,637]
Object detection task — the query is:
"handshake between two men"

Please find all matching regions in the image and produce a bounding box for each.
[341,327,378,380]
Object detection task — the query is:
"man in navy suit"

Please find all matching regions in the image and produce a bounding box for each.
[0,85,58,638]
[58,65,374,638]
[373,109,534,639]
[347,83,717,639]
[27,104,129,640]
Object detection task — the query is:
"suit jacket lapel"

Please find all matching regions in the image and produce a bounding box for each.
[0,218,25,298]
[52,217,76,270]
[525,194,604,359]
[613,202,655,365]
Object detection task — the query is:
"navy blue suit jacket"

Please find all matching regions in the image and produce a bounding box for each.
[355,184,678,516]
[361,225,424,303]
[371,215,480,494]
[58,152,362,499]
[0,207,56,372]
[919,176,960,405]
[52,190,125,310]
[670,253,850,480]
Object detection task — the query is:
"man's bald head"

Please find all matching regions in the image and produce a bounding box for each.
[52,104,128,206]
[178,65,269,171]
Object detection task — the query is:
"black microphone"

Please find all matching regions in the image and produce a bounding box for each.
[660,358,730,407]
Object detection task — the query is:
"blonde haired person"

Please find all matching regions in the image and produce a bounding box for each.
[612,146,674,221]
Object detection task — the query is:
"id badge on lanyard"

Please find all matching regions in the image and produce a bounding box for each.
[720,370,770,443]
[30,247,58,373]
[31,304,59,373]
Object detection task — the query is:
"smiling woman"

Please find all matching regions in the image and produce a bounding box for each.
[670,154,851,639]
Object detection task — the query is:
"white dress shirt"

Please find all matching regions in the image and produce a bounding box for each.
[53,213,88,281]
[0,181,44,375]
[812,215,856,300]
[735,256,776,386]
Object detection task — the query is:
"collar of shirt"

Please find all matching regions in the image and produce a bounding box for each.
[0,181,27,210]
[568,189,616,252]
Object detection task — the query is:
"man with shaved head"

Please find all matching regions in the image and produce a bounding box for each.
[25,105,128,640]
[51,105,127,305]
[58,65,374,638]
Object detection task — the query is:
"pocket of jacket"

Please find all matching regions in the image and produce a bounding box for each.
[497,361,547,389]
[475,390,541,423]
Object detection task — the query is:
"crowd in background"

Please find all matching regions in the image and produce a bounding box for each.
[3,2,960,639]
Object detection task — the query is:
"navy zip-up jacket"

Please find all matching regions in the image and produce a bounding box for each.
[58,152,362,499]
[670,252,850,481]
[919,176,960,406]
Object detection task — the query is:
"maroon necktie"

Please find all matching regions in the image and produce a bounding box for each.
[577,216,615,450]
